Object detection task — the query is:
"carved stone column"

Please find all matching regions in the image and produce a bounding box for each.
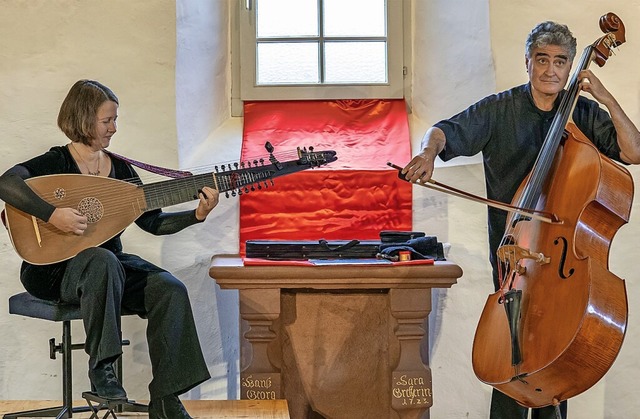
[239,288,282,400]
[390,288,433,419]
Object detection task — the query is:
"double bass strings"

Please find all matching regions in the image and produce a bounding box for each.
[499,41,597,282]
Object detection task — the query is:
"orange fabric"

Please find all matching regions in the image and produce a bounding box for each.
[241,100,411,169]
[239,99,413,255]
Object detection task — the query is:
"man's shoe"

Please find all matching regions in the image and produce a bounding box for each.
[148,394,192,419]
[88,361,127,400]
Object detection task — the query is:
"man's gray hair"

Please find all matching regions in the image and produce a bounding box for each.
[525,21,577,61]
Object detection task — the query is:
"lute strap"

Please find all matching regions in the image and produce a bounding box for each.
[104,150,193,179]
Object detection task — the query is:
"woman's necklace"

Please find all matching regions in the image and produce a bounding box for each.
[70,142,101,176]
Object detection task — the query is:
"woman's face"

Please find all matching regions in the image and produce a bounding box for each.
[92,100,118,148]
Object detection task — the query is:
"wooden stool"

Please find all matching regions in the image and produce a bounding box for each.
[3,292,148,419]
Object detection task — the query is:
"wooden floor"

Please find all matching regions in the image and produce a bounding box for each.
[0,399,290,418]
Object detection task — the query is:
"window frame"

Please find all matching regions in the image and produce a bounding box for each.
[232,0,409,115]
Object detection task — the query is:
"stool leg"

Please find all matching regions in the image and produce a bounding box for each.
[2,320,91,419]
[62,320,73,417]
[3,319,146,419]
[113,355,123,414]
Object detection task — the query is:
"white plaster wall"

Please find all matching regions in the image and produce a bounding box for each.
[171,0,241,401]
[176,0,230,161]
[3,0,640,417]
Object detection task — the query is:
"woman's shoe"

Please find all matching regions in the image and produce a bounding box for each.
[88,361,127,400]
[148,394,192,419]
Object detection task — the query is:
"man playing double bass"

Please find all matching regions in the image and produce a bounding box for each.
[402,20,640,419]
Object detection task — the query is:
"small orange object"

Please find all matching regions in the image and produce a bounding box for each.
[398,251,411,262]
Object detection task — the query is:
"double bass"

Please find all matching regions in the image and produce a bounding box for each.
[471,13,632,408]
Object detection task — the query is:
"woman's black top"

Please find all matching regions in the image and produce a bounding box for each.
[0,145,202,300]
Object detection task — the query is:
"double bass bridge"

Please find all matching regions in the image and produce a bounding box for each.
[497,245,551,272]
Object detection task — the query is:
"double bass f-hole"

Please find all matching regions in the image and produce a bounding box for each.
[554,236,575,279]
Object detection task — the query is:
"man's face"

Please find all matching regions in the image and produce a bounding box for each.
[526,45,572,97]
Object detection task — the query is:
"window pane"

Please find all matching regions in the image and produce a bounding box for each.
[324,41,387,83]
[257,42,320,84]
[323,0,386,37]
[257,0,318,38]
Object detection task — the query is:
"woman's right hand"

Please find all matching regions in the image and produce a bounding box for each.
[49,207,88,235]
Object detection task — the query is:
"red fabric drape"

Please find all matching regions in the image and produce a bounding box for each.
[239,99,413,255]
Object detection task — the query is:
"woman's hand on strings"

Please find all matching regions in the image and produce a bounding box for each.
[49,207,88,235]
[195,186,220,221]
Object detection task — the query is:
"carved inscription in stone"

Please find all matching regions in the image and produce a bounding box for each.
[241,373,281,400]
[392,371,433,410]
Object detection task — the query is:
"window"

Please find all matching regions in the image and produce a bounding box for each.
[233,0,407,109]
